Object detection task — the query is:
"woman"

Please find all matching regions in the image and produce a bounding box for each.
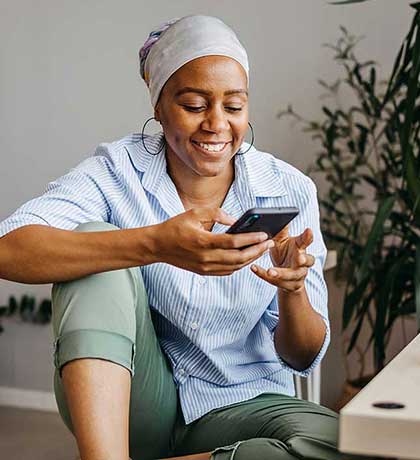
[0,15,342,460]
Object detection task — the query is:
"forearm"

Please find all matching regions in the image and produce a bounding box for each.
[274,287,326,371]
[0,224,157,284]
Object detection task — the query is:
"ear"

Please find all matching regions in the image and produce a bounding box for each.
[154,104,161,123]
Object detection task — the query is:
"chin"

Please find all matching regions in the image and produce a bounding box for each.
[191,157,232,176]
[193,165,225,177]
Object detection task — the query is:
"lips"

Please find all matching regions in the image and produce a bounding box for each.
[191,140,231,153]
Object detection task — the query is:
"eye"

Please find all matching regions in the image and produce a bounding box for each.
[183,105,206,112]
[226,107,242,112]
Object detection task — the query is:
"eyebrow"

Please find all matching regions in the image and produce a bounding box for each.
[175,87,248,97]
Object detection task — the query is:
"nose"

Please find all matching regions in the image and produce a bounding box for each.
[201,105,230,133]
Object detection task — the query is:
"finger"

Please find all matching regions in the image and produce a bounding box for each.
[194,207,236,227]
[234,240,275,266]
[215,240,274,270]
[297,253,315,268]
[250,264,287,286]
[250,265,308,289]
[209,231,269,249]
[203,240,273,269]
[295,228,313,250]
[251,265,308,282]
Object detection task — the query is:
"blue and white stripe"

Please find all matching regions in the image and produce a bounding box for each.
[0,132,330,424]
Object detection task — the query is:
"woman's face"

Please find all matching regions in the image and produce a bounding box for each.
[154,55,249,178]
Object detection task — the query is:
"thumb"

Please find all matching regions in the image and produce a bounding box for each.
[198,208,236,227]
[295,228,313,250]
[273,224,289,242]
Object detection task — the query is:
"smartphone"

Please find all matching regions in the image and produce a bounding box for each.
[226,207,299,238]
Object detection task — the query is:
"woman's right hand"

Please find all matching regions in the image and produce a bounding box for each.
[148,208,274,276]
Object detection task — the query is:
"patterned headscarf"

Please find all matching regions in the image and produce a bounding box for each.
[139,17,180,86]
[138,15,249,107]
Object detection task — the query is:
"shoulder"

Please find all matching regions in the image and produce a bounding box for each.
[92,133,160,174]
[92,133,142,165]
[246,145,317,199]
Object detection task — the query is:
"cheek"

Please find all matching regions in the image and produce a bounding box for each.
[233,116,249,141]
[164,110,197,142]
[162,116,197,159]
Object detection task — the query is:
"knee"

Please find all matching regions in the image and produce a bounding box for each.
[73,221,120,232]
[211,438,294,460]
[286,433,340,460]
[211,434,341,460]
[51,220,141,339]
[260,406,340,459]
[284,412,340,460]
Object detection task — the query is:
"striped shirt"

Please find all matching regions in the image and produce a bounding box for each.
[0,132,330,424]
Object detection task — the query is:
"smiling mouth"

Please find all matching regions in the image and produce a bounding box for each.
[191,140,231,153]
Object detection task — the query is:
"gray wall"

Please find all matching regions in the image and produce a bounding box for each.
[0,0,416,407]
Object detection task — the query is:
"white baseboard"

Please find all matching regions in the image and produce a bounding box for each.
[0,386,58,412]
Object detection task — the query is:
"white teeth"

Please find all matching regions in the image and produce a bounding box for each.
[196,142,226,152]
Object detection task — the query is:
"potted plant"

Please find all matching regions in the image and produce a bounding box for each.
[0,294,52,333]
[278,2,420,406]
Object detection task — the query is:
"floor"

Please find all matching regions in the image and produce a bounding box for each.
[0,406,79,460]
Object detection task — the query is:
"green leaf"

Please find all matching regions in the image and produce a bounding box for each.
[411,3,420,12]
[406,149,420,226]
[374,255,408,371]
[347,292,373,354]
[330,0,371,4]
[7,296,18,316]
[34,299,52,324]
[416,242,420,332]
[399,11,420,174]
[383,16,415,105]
[343,276,370,329]
[369,67,376,88]
[322,106,335,119]
[356,196,396,283]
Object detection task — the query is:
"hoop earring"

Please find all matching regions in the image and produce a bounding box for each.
[141,117,166,155]
[236,122,255,155]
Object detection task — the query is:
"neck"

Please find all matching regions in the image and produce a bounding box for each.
[166,154,235,210]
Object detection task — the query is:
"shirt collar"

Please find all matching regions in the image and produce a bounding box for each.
[125,134,288,217]
[238,143,288,199]
[125,133,185,216]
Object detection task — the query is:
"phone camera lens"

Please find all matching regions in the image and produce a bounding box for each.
[243,215,259,229]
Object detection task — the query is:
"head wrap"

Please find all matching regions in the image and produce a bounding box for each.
[139,15,249,107]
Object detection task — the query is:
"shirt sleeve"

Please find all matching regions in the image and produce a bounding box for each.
[263,177,330,378]
[0,151,118,239]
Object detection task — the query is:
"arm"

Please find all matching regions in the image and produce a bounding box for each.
[0,147,273,284]
[0,151,157,283]
[0,224,157,284]
[274,286,326,371]
[0,208,274,284]
[252,178,330,374]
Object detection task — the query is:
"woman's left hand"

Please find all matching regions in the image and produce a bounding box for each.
[251,226,315,292]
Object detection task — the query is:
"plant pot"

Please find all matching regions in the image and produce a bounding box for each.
[335,374,375,411]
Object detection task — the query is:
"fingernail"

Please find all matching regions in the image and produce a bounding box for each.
[267,241,275,248]
[251,265,257,272]
[259,233,268,241]
[268,269,277,277]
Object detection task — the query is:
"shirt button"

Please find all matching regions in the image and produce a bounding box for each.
[198,277,206,285]
[190,322,199,330]
[179,369,185,376]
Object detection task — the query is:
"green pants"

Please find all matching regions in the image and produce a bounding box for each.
[52,221,341,460]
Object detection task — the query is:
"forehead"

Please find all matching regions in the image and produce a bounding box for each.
[164,55,248,94]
